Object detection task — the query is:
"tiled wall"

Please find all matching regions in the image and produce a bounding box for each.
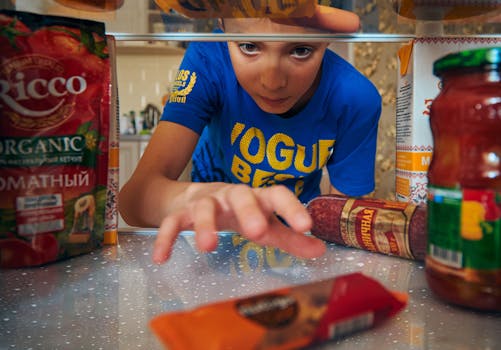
[354,42,401,200]
[115,42,352,123]
[115,46,184,119]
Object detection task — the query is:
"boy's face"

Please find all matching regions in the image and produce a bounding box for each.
[224,18,329,115]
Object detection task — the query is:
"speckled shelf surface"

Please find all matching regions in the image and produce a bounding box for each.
[1,231,500,350]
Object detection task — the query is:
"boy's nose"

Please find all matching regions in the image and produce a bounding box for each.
[259,61,287,91]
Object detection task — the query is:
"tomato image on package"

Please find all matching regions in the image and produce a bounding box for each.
[0,10,111,268]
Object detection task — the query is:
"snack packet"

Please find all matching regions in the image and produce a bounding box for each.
[150,272,408,350]
[0,10,113,267]
[154,0,316,19]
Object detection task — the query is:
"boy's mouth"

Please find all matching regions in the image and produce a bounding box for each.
[259,96,289,107]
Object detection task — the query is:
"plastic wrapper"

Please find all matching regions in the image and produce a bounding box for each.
[54,0,125,12]
[392,0,500,21]
[154,0,316,19]
[150,272,408,350]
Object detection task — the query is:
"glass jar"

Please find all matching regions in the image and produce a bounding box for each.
[426,47,501,311]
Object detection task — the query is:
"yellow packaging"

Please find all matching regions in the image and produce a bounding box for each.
[154,0,316,18]
[393,0,500,21]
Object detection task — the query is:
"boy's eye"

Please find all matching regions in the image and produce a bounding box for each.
[291,47,313,59]
[238,42,259,55]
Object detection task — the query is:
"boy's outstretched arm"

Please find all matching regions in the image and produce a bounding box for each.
[118,122,326,264]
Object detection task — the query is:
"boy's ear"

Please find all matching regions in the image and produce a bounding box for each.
[217,18,225,31]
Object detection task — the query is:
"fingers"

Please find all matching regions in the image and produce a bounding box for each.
[225,185,325,259]
[153,203,221,263]
[246,214,326,259]
[267,232,326,259]
[153,212,185,264]
[226,185,270,236]
[310,5,361,33]
[255,186,313,233]
[224,184,312,237]
[152,185,325,264]
[193,197,219,252]
[283,234,326,259]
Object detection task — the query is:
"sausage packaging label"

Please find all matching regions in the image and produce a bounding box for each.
[338,197,417,259]
[307,194,427,261]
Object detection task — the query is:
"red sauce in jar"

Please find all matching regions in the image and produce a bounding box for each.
[426,47,501,312]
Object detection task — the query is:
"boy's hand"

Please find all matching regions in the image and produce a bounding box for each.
[273,5,361,33]
[152,184,326,264]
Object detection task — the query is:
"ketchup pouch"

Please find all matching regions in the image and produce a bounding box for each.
[150,272,408,350]
[0,11,114,267]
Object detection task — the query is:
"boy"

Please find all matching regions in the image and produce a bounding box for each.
[119,7,382,264]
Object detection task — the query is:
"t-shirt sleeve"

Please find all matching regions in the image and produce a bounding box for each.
[326,74,382,196]
[160,42,223,135]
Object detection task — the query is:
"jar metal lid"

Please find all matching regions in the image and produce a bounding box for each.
[433,47,501,77]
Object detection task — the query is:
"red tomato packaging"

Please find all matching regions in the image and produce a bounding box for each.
[150,272,408,350]
[0,10,115,268]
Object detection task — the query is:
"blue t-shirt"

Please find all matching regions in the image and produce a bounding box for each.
[161,40,381,203]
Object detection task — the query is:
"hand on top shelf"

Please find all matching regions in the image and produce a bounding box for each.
[154,0,361,33]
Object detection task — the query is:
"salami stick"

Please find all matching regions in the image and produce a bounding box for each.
[307,195,427,261]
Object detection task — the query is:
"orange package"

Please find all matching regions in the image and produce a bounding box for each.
[150,272,408,350]
[154,0,316,19]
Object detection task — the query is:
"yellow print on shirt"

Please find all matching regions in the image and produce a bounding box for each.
[230,122,335,196]
[170,70,197,104]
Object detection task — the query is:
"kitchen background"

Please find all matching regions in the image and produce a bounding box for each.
[110,1,498,204]
[6,0,499,226]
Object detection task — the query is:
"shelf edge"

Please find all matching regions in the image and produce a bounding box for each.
[108,32,501,43]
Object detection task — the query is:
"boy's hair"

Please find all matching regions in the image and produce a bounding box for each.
[218,18,329,34]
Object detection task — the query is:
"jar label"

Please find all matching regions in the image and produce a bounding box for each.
[427,186,501,270]
[339,198,416,259]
